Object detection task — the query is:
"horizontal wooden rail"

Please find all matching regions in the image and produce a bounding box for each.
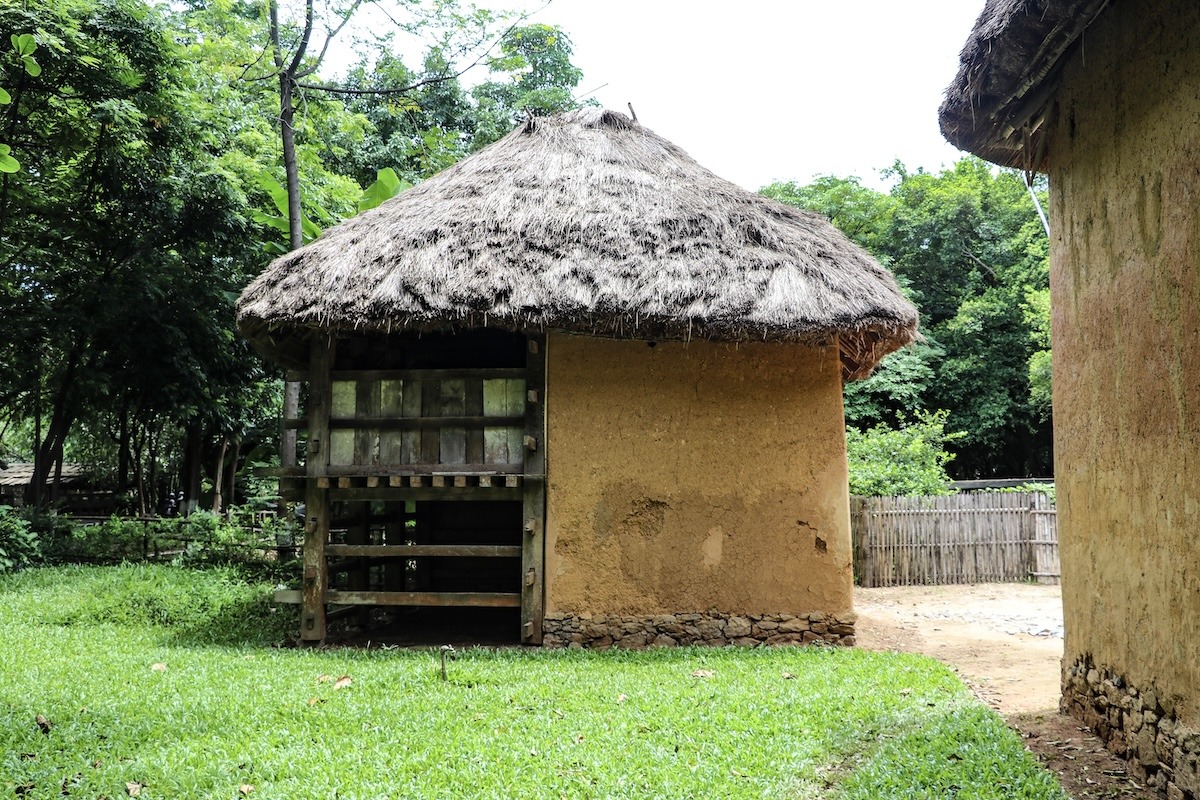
[327,590,521,607]
[286,367,527,382]
[274,588,522,607]
[325,544,521,558]
[283,415,524,431]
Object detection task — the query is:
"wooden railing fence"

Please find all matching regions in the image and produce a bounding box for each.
[851,492,1058,587]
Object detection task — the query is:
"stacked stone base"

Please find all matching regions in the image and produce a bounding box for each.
[542,611,856,649]
[1063,656,1200,799]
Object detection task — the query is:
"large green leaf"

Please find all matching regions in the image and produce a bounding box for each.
[0,88,10,105]
[357,168,410,213]
[0,143,18,174]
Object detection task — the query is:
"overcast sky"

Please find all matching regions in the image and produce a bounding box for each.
[518,1,985,191]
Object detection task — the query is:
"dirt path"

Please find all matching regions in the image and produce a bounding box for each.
[855,583,1159,800]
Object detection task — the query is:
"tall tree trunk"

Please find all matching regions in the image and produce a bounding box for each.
[211,434,229,514]
[117,407,131,492]
[228,438,241,510]
[269,0,314,252]
[179,423,203,516]
[26,342,83,507]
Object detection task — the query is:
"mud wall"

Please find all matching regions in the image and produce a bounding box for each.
[1047,0,1200,736]
[543,333,853,629]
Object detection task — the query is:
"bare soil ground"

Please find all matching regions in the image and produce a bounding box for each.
[855,584,1159,800]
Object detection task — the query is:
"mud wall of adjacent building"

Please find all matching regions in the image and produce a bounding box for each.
[541,334,854,647]
[1047,0,1200,790]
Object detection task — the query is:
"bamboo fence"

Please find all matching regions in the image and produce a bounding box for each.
[851,492,1058,587]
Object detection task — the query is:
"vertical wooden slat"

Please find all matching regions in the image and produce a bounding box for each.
[420,379,440,465]
[379,380,403,465]
[302,334,335,643]
[281,381,300,468]
[483,379,510,464]
[439,378,467,465]
[521,334,546,644]
[401,380,421,464]
[465,378,484,464]
[354,379,381,466]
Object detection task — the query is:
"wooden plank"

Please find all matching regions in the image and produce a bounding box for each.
[439,378,467,464]
[401,378,421,464]
[483,379,510,464]
[274,589,302,604]
[330,487,522,502]
[329,380,356,466]
[354,378,381,466]
[420,379,440,465]
[327,367,526,382]
[301,333,335,642]
[521,333,547,645]
[320,463,522,476]
[319,415,525,430]
[464,377,484,465]
[379,379,404,465]
[281,381,300,469]
[325,590,521,608]
[326,544,522,558]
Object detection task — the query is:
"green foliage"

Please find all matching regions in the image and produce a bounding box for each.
[0,563,294,645]
[41,509,297,574]
[766,159,1053,478]
[0,505,40,572]
[0,567,1066,797]
[846,411,961,497]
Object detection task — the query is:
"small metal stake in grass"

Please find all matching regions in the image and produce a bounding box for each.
[439,644,456,681]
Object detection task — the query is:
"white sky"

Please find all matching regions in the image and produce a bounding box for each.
[519,1,984,191]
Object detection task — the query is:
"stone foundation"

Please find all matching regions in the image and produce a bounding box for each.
[1063,656,1200,799]
[542,611,856,649]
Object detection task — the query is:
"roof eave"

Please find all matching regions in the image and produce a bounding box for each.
[939,0,1113,170]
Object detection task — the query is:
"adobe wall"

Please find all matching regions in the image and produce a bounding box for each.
[541,333,855,648]
[1048,0,1200,793]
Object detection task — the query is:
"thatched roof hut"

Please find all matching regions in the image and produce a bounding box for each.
[237,108,916,380]
[939,0,1111,169]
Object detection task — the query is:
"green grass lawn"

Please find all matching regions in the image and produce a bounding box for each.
[0,565,1066,799]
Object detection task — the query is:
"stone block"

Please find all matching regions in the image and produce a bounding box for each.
[725,616,752,638]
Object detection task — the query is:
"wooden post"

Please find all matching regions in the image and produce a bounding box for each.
[521,334,547,644]
[302,334,335,644]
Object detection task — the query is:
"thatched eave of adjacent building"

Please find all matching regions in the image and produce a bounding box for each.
[939,0,1111,169]
[237,109,918,380]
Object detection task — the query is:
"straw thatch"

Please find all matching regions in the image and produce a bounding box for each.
[940,0,1111,169]
[237,108,917,379]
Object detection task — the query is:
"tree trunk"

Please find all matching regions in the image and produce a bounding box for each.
[26,342,83,507]
[228,438,241,509]
[211,434,229,514]
[179,423,203,516]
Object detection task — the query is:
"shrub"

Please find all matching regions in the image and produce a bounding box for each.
[0,505,40,572]
[847,410,962,497]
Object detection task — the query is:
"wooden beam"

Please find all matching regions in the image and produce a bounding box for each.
[284,415,526,431]
[301,333,335,643]
[329,487,522,502]
[326,544,522,558]
[325,590,521,608]
[521,333,547,645]
[290,367,527,382]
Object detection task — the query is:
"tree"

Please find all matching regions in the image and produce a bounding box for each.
[845,412,959,497]
[0,0,253,508]
[764,158,1053,478]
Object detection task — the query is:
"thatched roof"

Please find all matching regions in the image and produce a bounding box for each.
[237,108,917,379]
[940,0,1111,169]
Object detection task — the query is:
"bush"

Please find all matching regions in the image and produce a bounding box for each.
[0,505,40,572]
[847,410,962,497]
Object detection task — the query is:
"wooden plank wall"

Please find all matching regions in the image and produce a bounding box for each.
[852,492,1059,587]
[323,370,526,471]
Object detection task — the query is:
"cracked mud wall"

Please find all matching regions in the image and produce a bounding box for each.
[1047,0,1200,724]
[543,333,852,617]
